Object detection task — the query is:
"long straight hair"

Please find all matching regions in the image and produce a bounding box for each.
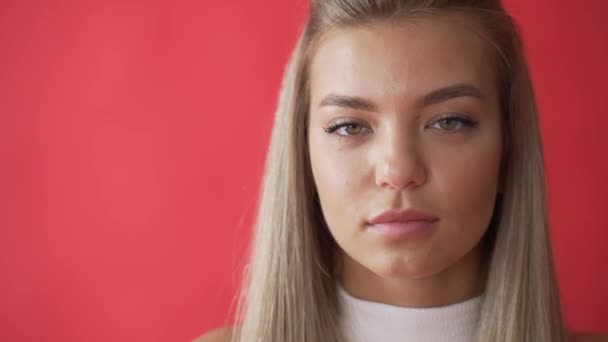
[231,1,567,341]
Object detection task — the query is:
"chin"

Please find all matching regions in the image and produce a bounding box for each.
[367,254,442,280]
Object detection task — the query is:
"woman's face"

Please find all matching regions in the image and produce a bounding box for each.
[308,16,503,287]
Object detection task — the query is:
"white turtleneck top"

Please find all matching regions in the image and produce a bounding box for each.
[337,284,483,342]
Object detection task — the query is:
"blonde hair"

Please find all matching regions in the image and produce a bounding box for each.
[231,1,567,341]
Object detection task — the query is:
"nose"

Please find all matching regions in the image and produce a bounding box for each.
[374,130,427,191]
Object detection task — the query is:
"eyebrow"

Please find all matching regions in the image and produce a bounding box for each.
[317,83,485,111]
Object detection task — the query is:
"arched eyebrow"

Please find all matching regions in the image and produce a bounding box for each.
[317,83,485,111]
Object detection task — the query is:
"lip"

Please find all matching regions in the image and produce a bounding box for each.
[367,208,439,225]
[366,208,438,239]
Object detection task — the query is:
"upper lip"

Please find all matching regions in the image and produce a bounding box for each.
[367,208,439,225]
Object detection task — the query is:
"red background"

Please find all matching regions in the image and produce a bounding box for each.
[1,1,606,341]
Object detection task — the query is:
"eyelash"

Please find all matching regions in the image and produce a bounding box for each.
[323,115,479,141]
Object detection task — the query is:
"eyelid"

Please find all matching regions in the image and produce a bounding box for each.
[323,120,372,143]
[324,119,371,135]
[432,112,469,121]
[427,113,478,130]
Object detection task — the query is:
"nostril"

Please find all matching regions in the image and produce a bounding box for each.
[375,156,426,191]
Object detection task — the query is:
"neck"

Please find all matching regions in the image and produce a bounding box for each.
[339,243,486,308]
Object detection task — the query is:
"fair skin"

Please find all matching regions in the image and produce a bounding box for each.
[308,15,500,308]
[197,15,607,342]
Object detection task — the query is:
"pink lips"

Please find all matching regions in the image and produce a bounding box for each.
[367,208,439,239]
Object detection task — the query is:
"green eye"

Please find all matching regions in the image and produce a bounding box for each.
[324,121,369,138]
[343,124,364,135]
[431,115,477,132]
[438,118,459,131]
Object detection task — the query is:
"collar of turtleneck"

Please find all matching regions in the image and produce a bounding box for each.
[337,283,483,342]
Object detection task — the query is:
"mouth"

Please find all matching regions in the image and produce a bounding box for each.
[366,207,439,240]
[367,220,437,239]
[367,207,439,225]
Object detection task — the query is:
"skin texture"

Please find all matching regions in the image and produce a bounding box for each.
[197,14,608,342]
[307,15,503,308]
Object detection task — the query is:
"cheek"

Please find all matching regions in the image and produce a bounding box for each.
[308,134,367,233]
[432,137,502,232]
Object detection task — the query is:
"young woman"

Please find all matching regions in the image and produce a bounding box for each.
[199,0,606,341]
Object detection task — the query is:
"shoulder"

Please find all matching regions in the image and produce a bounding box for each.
[568,332,608,342]
[193,326,234,342]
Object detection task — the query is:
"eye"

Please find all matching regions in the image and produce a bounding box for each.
[429,115,478,132]
[324,120,371,138]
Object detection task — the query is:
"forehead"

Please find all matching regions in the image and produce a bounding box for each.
[308,15,499,109]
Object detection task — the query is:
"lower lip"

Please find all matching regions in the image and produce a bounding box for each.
[368,220,436,239]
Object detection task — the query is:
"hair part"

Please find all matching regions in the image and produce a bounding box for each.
[231,1,567,341]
